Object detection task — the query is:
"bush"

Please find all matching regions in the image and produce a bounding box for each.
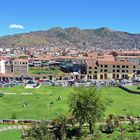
[100,115,119,134]
[66,126,82,139]
[100,124,115,134]
[26,123,55,140]
[0,92,4,97]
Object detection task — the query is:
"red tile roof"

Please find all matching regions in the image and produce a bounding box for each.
[12,58,28,62]
[98,60,137,66]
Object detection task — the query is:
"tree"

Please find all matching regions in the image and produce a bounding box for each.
[69,86,109,134]
[52,113,78,139]
[26,114,76,140]
[26,122,55,140]
[52,114,69,140]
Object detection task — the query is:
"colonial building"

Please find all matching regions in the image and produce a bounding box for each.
[117,50,140,66]
[12,59,28,75]
[87,60,138,80]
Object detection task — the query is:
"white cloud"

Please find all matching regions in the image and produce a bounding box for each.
[9,24,24,29]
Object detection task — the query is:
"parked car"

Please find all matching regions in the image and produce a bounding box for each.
[75,80,86,86]
[42,80,54,86]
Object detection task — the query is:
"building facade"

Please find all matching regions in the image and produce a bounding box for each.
[12,59,28,75]
[87,60,138,80]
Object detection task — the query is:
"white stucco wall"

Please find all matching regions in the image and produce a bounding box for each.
[0,60,6,74]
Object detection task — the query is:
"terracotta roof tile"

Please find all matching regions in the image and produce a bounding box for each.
[98,60,137,66]
[12,58,28,62]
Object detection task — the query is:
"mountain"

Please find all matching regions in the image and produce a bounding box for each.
[0,27,140,50]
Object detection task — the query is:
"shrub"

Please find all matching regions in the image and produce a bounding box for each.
[26,123,55,140]
[66,126,82,139]
[0,92,4,97]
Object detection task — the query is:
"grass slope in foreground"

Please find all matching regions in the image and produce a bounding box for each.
[0,86,139,120]
[0,129,22,140]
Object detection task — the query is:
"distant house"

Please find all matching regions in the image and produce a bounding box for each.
[0,57,11,74]
[117,50,140,67]
[55,56,89,74]
[0,59,6,74]
[12,58,28,75]
[28,57,52,67]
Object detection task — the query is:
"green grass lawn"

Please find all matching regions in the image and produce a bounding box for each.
[100,131,140,140]
[0,86,71,120]
[98,87,140,116]
[126,85,140,92]
[0,129,22,140]
[0,86,140,120]
[0,124,8,128]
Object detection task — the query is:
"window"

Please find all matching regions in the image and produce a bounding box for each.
[104,65,108,68]
[133,66,136,69]
[133,70,135,73]
[122,70,125,73]
[93,74,97,79]
[117,65,120,68]
[126,65,129,68]
[122,75,125,79]
[89,71,92,74]
[116,74,119,79]
[100,74,103,79]
[113,65,115,68]
[94,71,97,74]
[104,69,108,72]
[100,65,103,67]
[126,70,128,73]
[117,70,120,72]
[104,73,108,79]
[100,69,103,72]
[95,67,97,69]
[89,67,92,69]
[113,70,115,72]
[122,65,125,68]
[113,74,115,79]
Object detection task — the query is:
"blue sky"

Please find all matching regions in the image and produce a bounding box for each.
[0,0,140,36]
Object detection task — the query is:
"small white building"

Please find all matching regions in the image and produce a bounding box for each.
[0,48,4,52]
[0,59,6,74]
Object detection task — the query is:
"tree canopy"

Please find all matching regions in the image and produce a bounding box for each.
[69,86,109,134]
